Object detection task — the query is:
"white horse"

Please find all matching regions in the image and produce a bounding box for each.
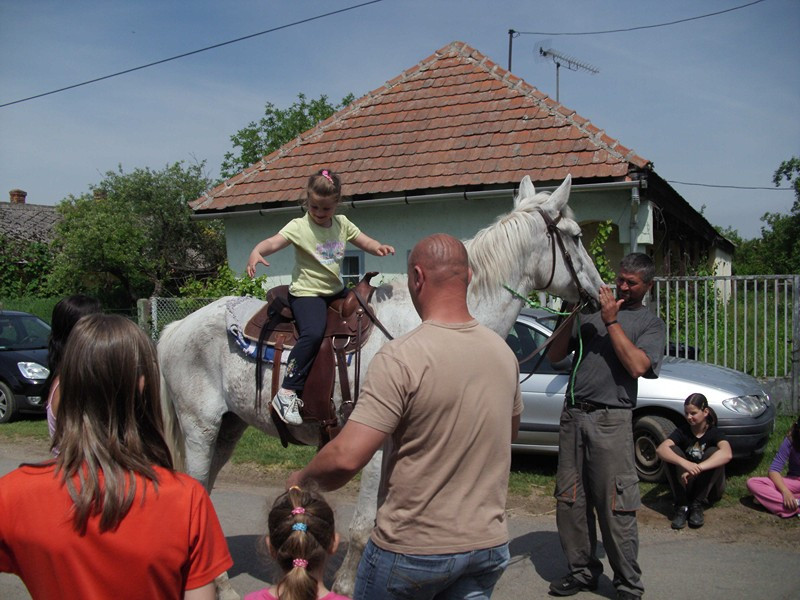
[158,174,604,595]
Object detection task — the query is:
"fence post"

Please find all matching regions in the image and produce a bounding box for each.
[137,298,153,338]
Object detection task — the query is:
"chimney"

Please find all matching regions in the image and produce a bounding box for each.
[9,189,27,204]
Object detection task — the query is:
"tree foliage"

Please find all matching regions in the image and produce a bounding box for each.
[0,236,53,298]
[587,220,616,283]
[732,157,800,275]
[220,92,355,180]
[179,263,269,298]
[49,162,225,308]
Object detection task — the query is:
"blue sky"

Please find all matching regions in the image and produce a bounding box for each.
[1,0,798,240]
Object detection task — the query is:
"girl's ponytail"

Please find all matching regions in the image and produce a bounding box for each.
[267,487,336,600]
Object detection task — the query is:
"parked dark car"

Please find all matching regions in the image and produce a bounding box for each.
[0,310,51,423]
[507,308,775,482]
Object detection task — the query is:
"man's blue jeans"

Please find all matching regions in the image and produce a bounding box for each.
[354,539,510,600]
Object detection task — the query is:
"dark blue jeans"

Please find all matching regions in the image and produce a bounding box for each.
[354,539,510,600]
[283,289,346,393]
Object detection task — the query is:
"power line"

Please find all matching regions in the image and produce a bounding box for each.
[0,0,385,109]
[667,180,793,191]
[514,0,767,36]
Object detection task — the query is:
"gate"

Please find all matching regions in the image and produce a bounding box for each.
[653,274,799,414]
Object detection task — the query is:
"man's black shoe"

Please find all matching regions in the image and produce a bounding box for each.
[549,574,599,596]
[688,501,704,528]
[670,504,688,529]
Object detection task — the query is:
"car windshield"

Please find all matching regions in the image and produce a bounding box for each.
[0,314,51,350]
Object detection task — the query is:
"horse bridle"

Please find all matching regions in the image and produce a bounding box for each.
[534,207,594,307]
[514,208,595,379]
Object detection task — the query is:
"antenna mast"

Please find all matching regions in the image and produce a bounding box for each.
[538,47,599,103]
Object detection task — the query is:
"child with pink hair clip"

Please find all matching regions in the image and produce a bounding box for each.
[245,487,349,600]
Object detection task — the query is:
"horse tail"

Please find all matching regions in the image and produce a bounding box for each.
[158,321,186,472]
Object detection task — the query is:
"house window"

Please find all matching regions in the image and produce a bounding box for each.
[342,251,364,288]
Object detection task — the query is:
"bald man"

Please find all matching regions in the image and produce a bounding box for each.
[287,233,522,600]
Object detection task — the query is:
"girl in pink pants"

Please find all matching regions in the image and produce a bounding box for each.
[746,418,800,518]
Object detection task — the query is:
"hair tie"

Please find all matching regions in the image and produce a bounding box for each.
[292,522,307,532]
[293,558,308,569]
[288,485,302,492]
[321,169,334,184]
[291,506,306,515]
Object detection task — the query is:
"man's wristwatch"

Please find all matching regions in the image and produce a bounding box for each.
[604,320,618,327]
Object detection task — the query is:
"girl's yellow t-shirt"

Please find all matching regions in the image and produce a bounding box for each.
[279,213,361,297]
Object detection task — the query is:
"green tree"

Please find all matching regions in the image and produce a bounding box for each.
[0,236,53,298]
[49,162,225,308]
[728,157,800,275]
[220,92,355,180]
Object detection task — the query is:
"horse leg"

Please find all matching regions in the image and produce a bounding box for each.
[332,450,382,596]
[207,412,249,490]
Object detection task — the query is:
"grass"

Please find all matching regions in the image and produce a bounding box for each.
[2,415,795,509]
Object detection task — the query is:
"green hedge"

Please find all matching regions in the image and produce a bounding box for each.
[0,297,61,323]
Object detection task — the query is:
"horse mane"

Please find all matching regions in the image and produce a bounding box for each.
[465,188,574,299]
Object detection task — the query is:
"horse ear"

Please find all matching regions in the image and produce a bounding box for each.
[544,174,572,213]
[516,176,536,208]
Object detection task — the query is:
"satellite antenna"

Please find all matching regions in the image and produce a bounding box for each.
[535,44,599,103]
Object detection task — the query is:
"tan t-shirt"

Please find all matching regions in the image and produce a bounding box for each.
[349,319,523,554]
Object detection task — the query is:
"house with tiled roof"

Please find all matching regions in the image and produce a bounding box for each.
[0,189,61,244]
[193,41,732,285]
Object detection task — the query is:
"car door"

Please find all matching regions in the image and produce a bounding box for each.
[506,316,570,453]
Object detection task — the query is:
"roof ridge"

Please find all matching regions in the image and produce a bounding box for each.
[445,40,650,169]
[194,39,652,211]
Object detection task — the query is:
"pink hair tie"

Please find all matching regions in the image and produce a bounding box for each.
[293,558,308,569]
[291,507,306,515]
[321,169,334,184]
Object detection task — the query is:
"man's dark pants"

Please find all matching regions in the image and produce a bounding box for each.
[555,405,644,597]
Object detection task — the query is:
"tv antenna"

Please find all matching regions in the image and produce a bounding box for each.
[536,45,599,103]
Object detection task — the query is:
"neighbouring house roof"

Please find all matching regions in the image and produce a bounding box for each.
[0,202,60,244]
[193,40,652,213]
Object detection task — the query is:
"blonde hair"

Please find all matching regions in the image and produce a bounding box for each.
[267,487,336,600]
[302,168,341,209]
[52,314,173,534]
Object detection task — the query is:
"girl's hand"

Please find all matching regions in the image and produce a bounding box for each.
[683,460,702,479]
[247,254,270,277]
[375,243,395,257]
[781,489,799,511]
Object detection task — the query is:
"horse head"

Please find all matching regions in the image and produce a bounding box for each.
[516,174,605,308]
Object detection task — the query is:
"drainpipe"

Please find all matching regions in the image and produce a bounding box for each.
[629,186,640,254]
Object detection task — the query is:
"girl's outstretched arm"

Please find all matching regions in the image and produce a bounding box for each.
[247,234,291,277]
[352,232,395,256]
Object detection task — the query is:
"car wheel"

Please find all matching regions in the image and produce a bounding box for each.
[0,381,17,424]
[633,415,676,483]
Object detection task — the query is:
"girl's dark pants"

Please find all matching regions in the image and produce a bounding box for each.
[283,289,347,394]
[664,445,726,505]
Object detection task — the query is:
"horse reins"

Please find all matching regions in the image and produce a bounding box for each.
[534,208,593,307]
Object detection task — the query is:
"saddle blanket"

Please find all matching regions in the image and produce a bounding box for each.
[225,296,287,363]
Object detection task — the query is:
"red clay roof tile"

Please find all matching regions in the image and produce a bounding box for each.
[194,41,651,212]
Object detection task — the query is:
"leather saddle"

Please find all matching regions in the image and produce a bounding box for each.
[244,272,380,448]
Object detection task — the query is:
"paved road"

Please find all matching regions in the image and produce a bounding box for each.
[2,441,798,599]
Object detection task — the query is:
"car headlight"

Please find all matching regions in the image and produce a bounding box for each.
[722,395,767,417]
[17,362,50,381]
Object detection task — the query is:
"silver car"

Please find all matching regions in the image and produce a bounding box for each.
[507,308,775,482]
